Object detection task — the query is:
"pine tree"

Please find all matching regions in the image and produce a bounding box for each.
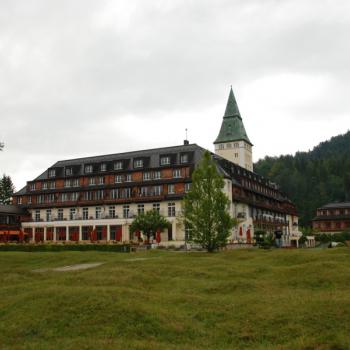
[182,150,236,252]
[0,175,15,205]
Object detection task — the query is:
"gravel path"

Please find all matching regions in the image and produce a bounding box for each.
[33,262,104,273]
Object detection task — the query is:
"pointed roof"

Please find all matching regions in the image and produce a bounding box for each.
[214,87,252,145]
[224,86,241,118]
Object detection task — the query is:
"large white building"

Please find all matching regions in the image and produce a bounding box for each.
[13,88,300,246]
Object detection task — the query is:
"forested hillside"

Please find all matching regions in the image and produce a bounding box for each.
[254,131,350,226]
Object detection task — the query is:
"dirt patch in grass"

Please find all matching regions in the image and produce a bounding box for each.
[33,262,104,272]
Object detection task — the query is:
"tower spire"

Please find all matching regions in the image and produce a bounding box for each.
[224,86,241,118]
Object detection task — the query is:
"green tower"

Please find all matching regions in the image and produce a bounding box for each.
[214,87,253,171]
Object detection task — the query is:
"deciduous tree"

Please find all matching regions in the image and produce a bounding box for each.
[130,210,169,242]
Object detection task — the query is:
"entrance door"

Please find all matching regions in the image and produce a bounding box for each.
[168,224,173,241]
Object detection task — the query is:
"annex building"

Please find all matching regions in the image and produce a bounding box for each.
[13,88,301,246]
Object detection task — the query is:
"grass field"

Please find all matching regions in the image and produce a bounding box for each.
[1,248,350,350]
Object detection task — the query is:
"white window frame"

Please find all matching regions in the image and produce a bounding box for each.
[134,159,143,168]
[114,161,123,170]
[160,156,170,165]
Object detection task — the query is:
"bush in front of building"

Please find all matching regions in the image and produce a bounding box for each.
[0,244,130,253]
[315,231,350,244]
[254,230,275,249]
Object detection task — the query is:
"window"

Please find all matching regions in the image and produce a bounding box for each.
[109,206,116,218]
[160,156,170,165]
[153,185,162,196]
[123,188,131,198]
[65,168,73,176]
[180,154,188,163]
[114,161,123,170]
[168,203,176,217]
[100,163,107,172]
[95,190,104,200]
[49,181,56,189]
[234,143,239,148]
[46,209,52,222]
[95,207,102,219]
[72,179,79,187]
[82,207,89,220]
[134,159,143,168]
[235,153,238,158]
[30,183,36,191]
[115,175,123,183]
[168,184,175,194]
[126,174,132,182]
[83,191,93,201]
[140,187,148,197]
[219,144,224,150]
[18,197,22,205]
[98,176,105,185]
[143,172,151,181]
[85,165,93,173]
[70,208,76,220]
[123,205,130,218]
[28,196,32,204]
[58,209,64,221]
[61,193,68,202]
[71,192,79,201]
[42,182,48,190]
[48,169,56,178]
[227,143,232,149]
[89,177,96,186]
[153,203,160,212]
[64,179,71,188]
[47,194,55,203]
[185,183,191,193]
[37,195,44,204]
[35,210,40,222]
[173,169,181,178]
[111,189,119,199]
[137,204,144,215]
[153,171,161,180]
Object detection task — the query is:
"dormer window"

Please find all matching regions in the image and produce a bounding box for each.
[30,183,36,191]
[85,165,93,174]
[134,159,143,168]
[160,156,170,165]
[100,163,107,172]
[180,154,189,164]
[65,168,73,176]
[42,182,48,190]
[48,169,56,178]
[114,161,123,170]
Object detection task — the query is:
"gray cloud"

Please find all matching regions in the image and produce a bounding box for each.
[1,0,349,189]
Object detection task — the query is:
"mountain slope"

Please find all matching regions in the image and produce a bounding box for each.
[254,131,350,226]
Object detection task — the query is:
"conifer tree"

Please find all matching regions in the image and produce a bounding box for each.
[0,142,4,151]
[183,150,236,252]
[0,175,15,205]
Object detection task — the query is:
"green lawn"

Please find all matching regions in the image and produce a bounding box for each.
[1,248,350,350]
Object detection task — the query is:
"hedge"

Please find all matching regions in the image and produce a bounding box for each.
[0,244,130,253]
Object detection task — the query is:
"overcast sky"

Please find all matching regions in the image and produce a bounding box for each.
[1,0,349,190]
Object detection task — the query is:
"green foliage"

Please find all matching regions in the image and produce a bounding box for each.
[183,150,236,252]
[0,142,3,151]
[0,244,130,252]
[315,231,350,243]
[129,210,169,241]
[254,131,350,226]
[0,174,15,204]
[254,230,274,249]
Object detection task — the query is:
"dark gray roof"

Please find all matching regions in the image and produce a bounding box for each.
[0,204,28,215]
[33,144,205,181]
[318,202,350,209]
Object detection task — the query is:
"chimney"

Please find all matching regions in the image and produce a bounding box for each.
[184,140,189,145]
